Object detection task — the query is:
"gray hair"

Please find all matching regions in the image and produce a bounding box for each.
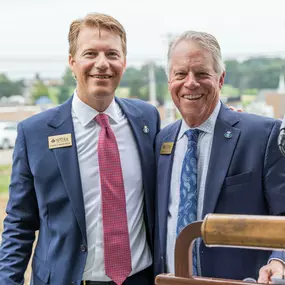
[166,30,225,78]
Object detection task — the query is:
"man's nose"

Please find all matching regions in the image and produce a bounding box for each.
[95,54,109,70]
[184,73,199,89]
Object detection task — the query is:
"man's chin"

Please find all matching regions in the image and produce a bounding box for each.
[90,90,115,99]
[181,108,206,127]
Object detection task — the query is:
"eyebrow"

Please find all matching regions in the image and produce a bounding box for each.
[80,48,95,55]
[108,49,121,53]
[81,48,121,54]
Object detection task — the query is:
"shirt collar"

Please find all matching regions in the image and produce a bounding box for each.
[72,90,122,127]
[177,100,221,141]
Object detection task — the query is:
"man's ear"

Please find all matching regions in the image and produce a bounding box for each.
[168,73,172,90]
[219,71,226,89]
[123,57,127,73]
[69,54,77,80]
[69,54,74,70]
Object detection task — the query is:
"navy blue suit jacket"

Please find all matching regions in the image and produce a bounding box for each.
[0,96,160,285]
[154,103,285,280]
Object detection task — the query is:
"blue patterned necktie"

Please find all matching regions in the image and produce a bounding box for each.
[176,128,200,275]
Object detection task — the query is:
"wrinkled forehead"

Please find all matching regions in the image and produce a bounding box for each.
[169,40,215,71]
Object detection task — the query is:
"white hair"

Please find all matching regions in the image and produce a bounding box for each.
[166,30,225,78]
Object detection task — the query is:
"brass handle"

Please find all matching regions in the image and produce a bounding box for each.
[202,214,285,250]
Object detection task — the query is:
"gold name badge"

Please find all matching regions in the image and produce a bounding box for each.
[160,142,174,155]
[48,134,72,149]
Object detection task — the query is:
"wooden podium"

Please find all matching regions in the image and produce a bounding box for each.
[155,214,285,285]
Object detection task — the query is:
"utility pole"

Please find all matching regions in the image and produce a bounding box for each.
[148,61,157,105]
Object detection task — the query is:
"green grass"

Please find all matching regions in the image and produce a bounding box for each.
[0,165,11,193]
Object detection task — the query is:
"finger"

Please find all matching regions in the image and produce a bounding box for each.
[258,267,271,284]
[270,273,284,283]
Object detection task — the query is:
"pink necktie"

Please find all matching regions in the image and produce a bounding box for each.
[95,113,132,285]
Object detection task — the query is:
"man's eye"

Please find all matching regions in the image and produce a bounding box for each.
[108,52,119,57]
[197,72,208,76]
[85,52,96,57]
[175,72,186,78]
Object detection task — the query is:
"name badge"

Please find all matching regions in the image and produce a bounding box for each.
[48,134,72,149]
[160,142,174,155]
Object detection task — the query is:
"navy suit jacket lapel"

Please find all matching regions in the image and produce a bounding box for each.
[202,104,240,218]
[116,98,156,244]
[47,96,87,243]
[157,120,181,256]
[116,98,153,164]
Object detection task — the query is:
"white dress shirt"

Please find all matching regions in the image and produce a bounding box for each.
[72,91,152,281]
[166,101,221,274]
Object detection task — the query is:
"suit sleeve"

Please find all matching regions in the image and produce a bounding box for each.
[156,107,161,134]
[263,120,285,215]
[262,120,285,260]
[0,123,39,285]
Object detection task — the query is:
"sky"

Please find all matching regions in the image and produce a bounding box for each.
[1,0,285,79]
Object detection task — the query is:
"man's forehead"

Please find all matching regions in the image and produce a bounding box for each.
[172,40,209,57]
[171,41,214,67]
[76,26,123,49]
[79,25,115,37]
[171,53,211,68]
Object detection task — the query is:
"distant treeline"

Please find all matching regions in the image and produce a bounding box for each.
[1,57,285,103]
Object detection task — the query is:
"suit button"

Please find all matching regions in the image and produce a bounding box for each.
[80,244,87,252]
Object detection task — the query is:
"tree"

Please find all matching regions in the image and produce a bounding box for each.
[129,78,145,99]
[58,68,76,104]
[221,84,240,97]
[120,67,146,87]
[224,57,285,91]
[224,60,242,88]
[62,68,76,87]
[156,83,168,105]
[31,78,50,103]
[0,73,25,98]
[126,64,168,102]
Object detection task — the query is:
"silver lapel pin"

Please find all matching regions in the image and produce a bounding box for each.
[224,130,232,139]
[143,125,149,134]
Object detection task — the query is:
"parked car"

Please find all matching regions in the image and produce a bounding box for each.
[0,121,18,149]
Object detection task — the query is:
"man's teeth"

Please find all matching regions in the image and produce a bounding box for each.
[183,94,202,100]
[92,75,111,79]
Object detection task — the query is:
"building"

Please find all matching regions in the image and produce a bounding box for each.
[262,74,285,119]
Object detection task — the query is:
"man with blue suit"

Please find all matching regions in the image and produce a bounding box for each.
[154,30,285,283]
[0,13,160,285]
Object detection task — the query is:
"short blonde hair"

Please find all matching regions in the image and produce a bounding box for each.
[68,13,127,57]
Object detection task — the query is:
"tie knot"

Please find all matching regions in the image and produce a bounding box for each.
[185,129,200,142]
[95,113,110,128]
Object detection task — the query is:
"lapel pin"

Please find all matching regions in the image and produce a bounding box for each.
[143,125,149,134]
[224,131,232,139]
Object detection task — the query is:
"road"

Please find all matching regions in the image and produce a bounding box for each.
[0,149,13,165]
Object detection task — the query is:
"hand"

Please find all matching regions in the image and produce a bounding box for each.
[228,106,243,112]
[258,260,285,284]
